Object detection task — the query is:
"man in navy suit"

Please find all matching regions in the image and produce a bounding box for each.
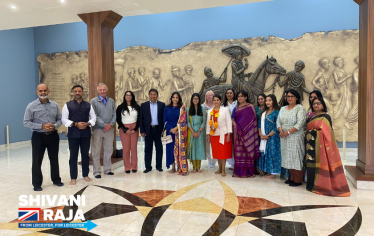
[139,89,165,173]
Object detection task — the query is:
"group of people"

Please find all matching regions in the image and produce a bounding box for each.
[24,83,350,197]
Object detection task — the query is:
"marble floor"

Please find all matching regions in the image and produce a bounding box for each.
[0,141,372,236]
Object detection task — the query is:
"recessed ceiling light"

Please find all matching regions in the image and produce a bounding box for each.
[10,5,17,9]
[60,0,66,3]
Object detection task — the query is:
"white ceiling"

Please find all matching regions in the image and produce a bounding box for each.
[0,0,271,31]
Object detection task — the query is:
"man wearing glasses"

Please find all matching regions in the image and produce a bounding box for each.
[23,84,64,191]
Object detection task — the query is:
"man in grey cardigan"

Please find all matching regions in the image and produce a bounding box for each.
[90,83,116,178]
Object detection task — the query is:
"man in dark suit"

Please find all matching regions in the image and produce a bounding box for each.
[139,89,165,173]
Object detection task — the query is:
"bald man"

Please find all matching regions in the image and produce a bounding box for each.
[23,84,64,191]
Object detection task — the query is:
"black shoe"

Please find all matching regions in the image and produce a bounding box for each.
[156,168,163,172]
[125,171,130,174]
[289,182,302,187]
[53,182,64,187]
[143,169,152,173]
[284,179,291,184]
[95,175,101,179]
[132,170,137,173]
[34,187,42,191]
[105,172,114,175]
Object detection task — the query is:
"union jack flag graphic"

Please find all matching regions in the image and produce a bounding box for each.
[18,208,41,221]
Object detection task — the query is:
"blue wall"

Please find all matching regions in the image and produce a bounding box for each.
[1,0,360,144]
[0,28,35,144]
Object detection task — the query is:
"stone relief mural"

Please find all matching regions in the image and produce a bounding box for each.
[38,30,358,141]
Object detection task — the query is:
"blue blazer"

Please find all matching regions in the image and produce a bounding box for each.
[139,101,165,136]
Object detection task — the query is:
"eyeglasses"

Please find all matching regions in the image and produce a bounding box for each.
[286,95,295,98]
[313,102,322,106]
[38,90,48,92]
[125,94,132,97]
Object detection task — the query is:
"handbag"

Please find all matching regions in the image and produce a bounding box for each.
[161,122,173,145]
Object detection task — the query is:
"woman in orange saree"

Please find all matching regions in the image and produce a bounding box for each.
[305,97,350,196]
[174,105,188,176]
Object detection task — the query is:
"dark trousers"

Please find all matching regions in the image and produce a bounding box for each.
[144,127,163,170]
[31,132,61,188]
[68,137,90,179]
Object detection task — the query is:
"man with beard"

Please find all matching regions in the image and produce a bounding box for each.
[23,84,64,191]
[62,85,96,185]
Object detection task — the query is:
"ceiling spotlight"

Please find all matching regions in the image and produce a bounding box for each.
[60,0,66,3]
[10,5,17,9]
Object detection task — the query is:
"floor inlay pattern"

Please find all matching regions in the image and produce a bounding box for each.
[0,144,369,235]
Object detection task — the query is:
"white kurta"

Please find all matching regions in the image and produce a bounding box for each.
[276,104,306,171]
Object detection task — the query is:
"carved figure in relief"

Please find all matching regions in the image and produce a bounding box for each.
[146,68,170,98]
[115,59,125,105]
[78,73,89,100]
[69,74,79,100]
[198,67,227,99]
[312,58,332,92]
[171,66,193,103]
[277,60,310,106]
[229,47,251,93]
[345,57,359,129]
[333,57,352,120]
[125,68,142,101]
[182,65,195,99]
[137,67,148,103]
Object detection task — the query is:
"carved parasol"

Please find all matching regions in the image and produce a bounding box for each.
[221,44,251,58]
[219,44,251,79]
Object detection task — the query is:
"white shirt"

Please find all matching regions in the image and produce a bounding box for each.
[61,103,96,127]
[122,106,138,124]
[226,100,237,115]
[206,106,233,145]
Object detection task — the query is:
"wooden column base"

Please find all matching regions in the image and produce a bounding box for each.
[345,165,374,189]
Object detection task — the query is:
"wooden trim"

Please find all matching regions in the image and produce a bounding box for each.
[345,165,374,181]
[354,0,366,5]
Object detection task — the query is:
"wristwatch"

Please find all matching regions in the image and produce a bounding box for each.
[71,121,75,127]
[288,131,291,135]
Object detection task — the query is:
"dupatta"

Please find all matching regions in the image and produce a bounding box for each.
[174,106,188,175]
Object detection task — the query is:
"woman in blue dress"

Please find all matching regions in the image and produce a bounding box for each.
[255,93,266,175]
[258,94,281,180]
[164,92,183,173]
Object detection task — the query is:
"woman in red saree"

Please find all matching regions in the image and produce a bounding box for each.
[232,90,260,178]
[305,97,350,196]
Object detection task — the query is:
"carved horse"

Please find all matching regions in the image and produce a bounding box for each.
[202,56,286,104]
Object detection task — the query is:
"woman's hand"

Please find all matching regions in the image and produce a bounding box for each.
[207,135,211,143]
[263,135,269,140]
[170,127,178,134]
[232,120,237,127]
[126,129,132,135]
[226,134,231,143]
[193,131,200,138]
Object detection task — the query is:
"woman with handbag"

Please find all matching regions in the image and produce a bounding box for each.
[116,91,140,173]
[163,92,188,175]
[206,94,232,177]
[187,93,206,173]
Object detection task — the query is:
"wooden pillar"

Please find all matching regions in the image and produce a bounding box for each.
[346,0,374,181]
[78,11,122,159]
[78,11,122,100]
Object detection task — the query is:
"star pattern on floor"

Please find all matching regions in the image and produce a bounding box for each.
[0,179,362,236]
